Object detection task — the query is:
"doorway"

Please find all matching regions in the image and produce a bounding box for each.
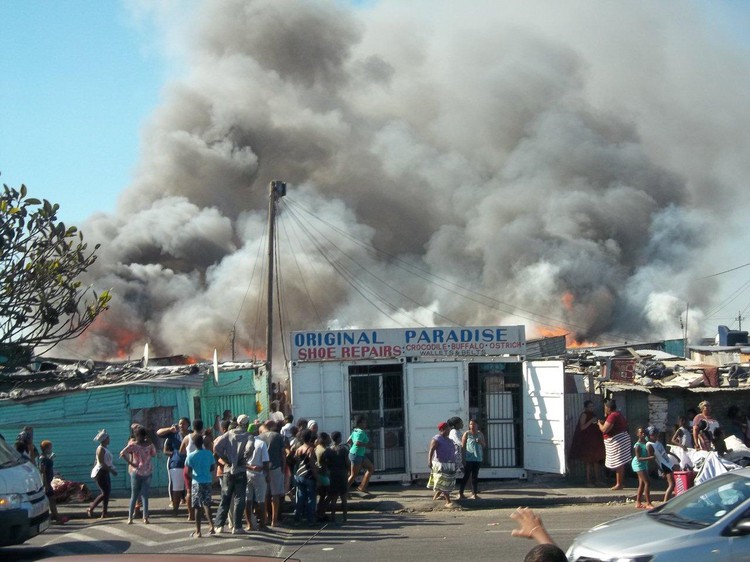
[348,364,405,473]
[469,362,523,468]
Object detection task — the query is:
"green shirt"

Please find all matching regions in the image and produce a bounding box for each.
[349,427,369,457]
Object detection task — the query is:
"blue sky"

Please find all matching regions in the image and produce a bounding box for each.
[0,1,167,225]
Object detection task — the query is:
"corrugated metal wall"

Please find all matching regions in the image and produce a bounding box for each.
[0,384,199,497]
[200,367,257,425]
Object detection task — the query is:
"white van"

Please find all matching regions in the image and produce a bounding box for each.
[0,435,50,546]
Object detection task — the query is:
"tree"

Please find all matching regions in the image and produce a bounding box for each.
[0,183,111,362]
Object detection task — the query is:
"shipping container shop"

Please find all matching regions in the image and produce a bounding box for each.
[289,326,565,482]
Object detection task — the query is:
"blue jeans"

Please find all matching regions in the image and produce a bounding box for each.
[129,473,151,519]
[294,476,317,523]
[214,472,247,529]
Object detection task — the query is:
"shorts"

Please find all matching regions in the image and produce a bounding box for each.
[349,452,365,464]
[191,482,211,508]
[169,468,186,492]
[247,470,267,503]
[268,466,285,496]
[660,464,674,475]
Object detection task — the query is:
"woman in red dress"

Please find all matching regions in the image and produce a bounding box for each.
[569,400,606,486]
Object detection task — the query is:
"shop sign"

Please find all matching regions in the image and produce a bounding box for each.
[291,325,526,361]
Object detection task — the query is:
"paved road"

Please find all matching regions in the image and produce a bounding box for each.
[7,503,636,561]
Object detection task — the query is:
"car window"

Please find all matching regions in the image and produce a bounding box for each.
[653,474,750,527]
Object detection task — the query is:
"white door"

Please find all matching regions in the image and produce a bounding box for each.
[290,361,347,434]
[405,362,467,476]
[522,360,566,474]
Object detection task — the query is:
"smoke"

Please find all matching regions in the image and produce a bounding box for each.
[72,0,749,364]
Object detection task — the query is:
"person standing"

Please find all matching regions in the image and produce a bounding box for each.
[428,422,457,508]
[257,420,286,527]
[185,434,216,537]
[16,426,38,466]
[244,423,270,531]
[156,418,191,515]
[327,431,350,524]
[213,414,254,534]
[646,426,675,502]
[88,429,117,518]
[293,429,319,526]
[39,440,68,524]
[631,427,654,510]
[598,399,630,490]
[119,426,157,524]
[459,419,486,499]
[692,400,719,451]
[569,400,606,486]
[447,417,465,497]
[179,419,212,522]
[347,415,374,496]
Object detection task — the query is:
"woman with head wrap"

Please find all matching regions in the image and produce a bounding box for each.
[428,422,457,507]
[88,429,118,518]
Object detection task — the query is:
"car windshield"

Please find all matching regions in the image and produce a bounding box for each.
[0,435,24,467]
[649,473,750,528]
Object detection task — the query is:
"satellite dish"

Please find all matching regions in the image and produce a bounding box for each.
[213,349,219,385]
[143,343,149,368]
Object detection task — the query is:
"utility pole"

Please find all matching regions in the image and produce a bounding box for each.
[266,180,286,385]
[737,311,744,331]
[231,326,236,362]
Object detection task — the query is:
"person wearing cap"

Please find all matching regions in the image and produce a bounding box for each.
[428,422,457,507]
[692,400,720,451]
[88,429,118,518]
[244,423,270,531]
[646,426,675,502]
[213,413,254,534]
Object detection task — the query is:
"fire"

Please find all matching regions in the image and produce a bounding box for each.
[85,316,142,359]
[532,326,598,349]
[562,291,575,310]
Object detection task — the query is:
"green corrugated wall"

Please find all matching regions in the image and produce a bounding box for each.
[0,384,199,497]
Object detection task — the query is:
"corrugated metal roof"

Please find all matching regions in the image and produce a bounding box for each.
[0,359,263,403]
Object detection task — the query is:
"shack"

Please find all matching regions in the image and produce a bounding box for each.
[0,357,265,496]
[289,325,568,482]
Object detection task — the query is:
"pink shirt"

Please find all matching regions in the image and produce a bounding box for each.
[120,442,156,476]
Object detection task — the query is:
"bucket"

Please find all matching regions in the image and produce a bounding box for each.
[674,470,696,495]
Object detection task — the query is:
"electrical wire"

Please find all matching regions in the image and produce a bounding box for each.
[284,196,589,334]
[281,201,463,326]
[282,204,421,327]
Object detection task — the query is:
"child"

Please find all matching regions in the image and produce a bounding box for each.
[631,428,654,509]
[185,434,216,537]
[39,440,69,524]
[670,416,693,448]
[646,426,675,502]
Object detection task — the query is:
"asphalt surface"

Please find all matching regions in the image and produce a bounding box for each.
[57,474,664,519]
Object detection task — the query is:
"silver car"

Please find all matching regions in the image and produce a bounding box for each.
[567,467,750,561]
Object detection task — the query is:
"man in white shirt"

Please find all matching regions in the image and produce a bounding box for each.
[244,423,270,530]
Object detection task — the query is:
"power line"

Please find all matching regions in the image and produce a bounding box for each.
[694,261,750,280]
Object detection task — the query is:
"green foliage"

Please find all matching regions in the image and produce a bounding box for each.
[0,183,111,361]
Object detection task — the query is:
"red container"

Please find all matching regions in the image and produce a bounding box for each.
[674,470,696,496]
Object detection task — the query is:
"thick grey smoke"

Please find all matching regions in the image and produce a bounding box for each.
[73,0,749,365]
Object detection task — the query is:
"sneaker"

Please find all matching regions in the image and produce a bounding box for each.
[232,527,247,535]
[215,526,224,534]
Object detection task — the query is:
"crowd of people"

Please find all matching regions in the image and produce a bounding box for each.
[568,397,748,509]
[72,411,392,536]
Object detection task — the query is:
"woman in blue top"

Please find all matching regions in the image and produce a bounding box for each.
[459,419,486,499]
[631,427,654,510]
[347,415,374,496]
